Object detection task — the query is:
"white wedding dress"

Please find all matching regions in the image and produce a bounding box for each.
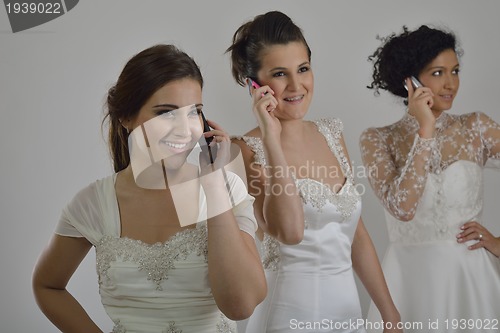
[55,172,257,333]
[360,112,500,333]
[239,118,367,333]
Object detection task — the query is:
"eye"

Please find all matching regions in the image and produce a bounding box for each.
[272,71,285,78]
[298,65,310,73]
[431,70,442,77]
[188,109,199,118]
[452,68,460,75]
[156,109,175,118]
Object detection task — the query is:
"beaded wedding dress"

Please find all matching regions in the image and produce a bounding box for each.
[239,118,367,333]
[55,172,256,333]
[360,112,500,332]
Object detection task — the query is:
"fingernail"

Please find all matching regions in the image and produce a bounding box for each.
[457,238,462,243]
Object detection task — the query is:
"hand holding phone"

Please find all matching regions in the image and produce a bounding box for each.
[247,78,262,96]
[404,76,423,91]
[199,111,217,164]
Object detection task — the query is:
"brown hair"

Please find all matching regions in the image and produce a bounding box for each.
[226,10,311,86]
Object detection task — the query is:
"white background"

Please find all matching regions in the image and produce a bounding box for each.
[1,1,499,332]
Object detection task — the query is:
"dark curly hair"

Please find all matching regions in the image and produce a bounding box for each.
[367,25,463,98]
[225,10,311,86]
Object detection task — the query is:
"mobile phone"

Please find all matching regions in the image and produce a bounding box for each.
[199,111,217,164]
[247,78,261,96]
[404,76,423,91]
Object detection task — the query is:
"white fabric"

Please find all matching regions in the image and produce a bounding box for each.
[55,171,256,333]
[361,112,500,332]
[241,118,367,333]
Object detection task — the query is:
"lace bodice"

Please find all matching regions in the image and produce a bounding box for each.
[360,112,500,222]
[237,118,361,271]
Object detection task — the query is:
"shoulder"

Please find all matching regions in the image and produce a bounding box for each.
[63,175,115,219]
[360,119,401,142]
[231,127,261,146]
[458,111,495,125]
[312,117,343,134]
[231,127,265,166]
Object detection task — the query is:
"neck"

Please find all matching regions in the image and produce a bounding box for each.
[432,110,445,119]
[279,119,308,141]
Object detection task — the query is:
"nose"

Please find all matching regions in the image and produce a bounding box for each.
[287,74,300,91]
[444,73,458,90]
[172,114,191,138]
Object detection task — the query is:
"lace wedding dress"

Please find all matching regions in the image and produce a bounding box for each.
[55,172,256,333]
[360,112,500,332]
[239,118,367,333]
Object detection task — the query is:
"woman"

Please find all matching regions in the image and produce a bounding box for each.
[227,11,401,333]
[360,25,500,332]
[32,44,266,333]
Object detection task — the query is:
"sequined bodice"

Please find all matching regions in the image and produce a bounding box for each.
[56,172,258,333]
[95,223,235,333]
[238,118,362,272]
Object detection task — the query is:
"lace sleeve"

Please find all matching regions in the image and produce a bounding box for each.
[360,127,437,221]
[478,112,500,168]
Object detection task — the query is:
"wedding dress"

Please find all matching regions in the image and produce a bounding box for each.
[360,112,500,332]
[240,118,367,333]
[55,172,256,333]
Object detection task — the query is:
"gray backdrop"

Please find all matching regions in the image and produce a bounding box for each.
[1,1,499,332]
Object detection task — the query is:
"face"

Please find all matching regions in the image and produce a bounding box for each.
[127,78,204,170]
[256,41,313,120]
[418,49,460,114]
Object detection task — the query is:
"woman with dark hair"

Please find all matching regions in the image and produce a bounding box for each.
[227,11,401,333]
[32,44,266,333]
[361,25,500,331]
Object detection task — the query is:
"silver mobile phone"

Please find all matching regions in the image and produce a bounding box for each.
[404,76,423,91]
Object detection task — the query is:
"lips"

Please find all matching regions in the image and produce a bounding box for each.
[284,95,304,102]
[439,94,454,101]
[159,139,192,152]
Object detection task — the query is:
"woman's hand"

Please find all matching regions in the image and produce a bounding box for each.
[380,306,403,332]
[406,77,435,139]
[199,119,230,176]
[250,83,281,141]
[457,221,500,257]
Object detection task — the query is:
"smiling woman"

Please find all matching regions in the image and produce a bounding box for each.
[31,44,266,333]
[226,10,401,333]
[360,25,500,332]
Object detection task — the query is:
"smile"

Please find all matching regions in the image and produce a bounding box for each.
[284,95,304,102]
[160,140,190,150]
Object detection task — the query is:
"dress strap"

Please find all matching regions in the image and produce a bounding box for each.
[232,135,267,166]
[313,117,353,182]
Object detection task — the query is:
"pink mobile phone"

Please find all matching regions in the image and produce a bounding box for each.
[247,78,261,96]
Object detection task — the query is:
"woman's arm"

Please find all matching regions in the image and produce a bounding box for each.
[32,234,103,333]
[200,127,266,320]
[203,174,267,320]
[232,137,304,244]
[241,84,305,244]
[360,127,436,221]
[351,219,402,332]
